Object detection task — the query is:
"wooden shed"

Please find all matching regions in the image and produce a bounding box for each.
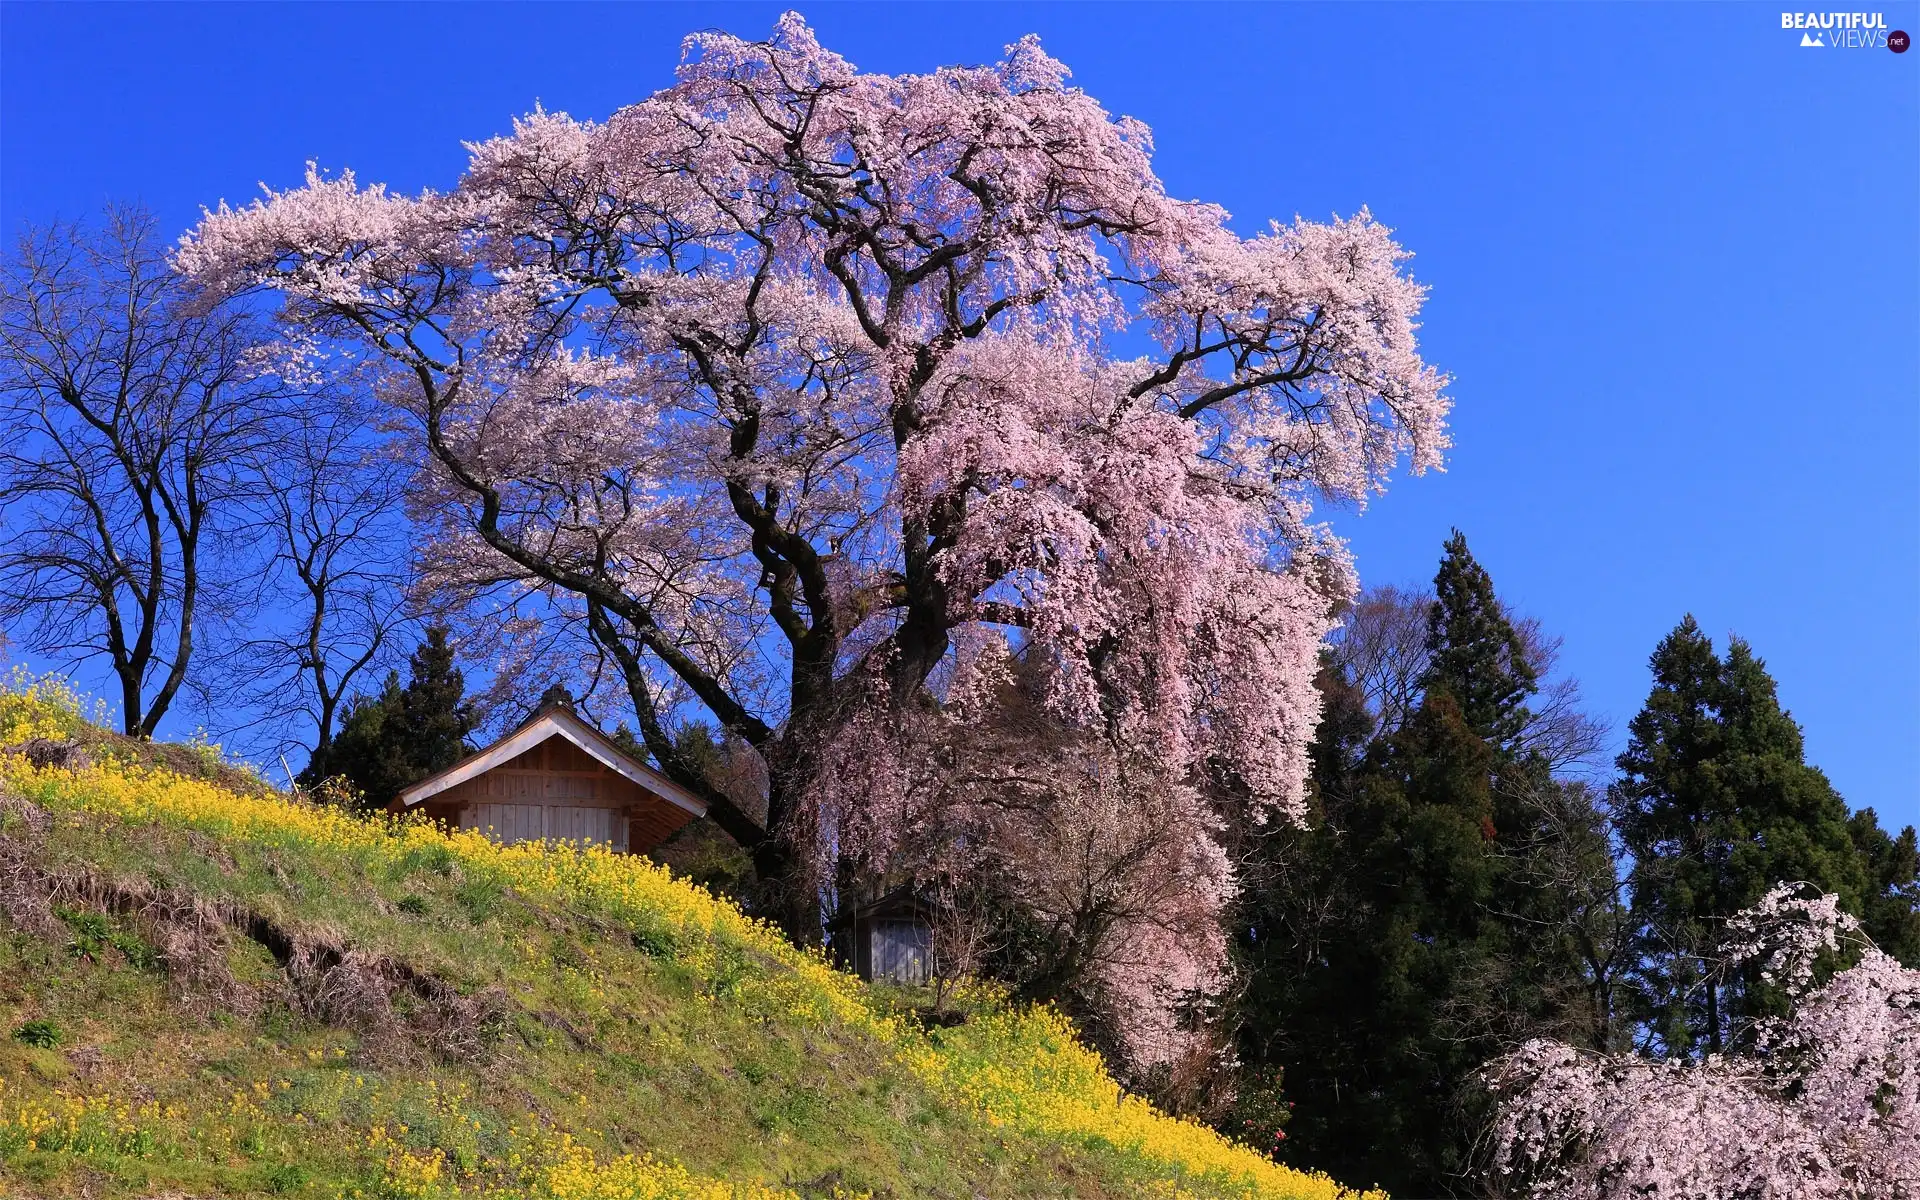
[843,889,938,986]
[390,705,705,856]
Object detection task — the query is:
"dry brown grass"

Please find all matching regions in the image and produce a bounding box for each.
[1,791,504,1065]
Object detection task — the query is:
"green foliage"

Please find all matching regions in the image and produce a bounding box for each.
[452,874,505,924]
[630,920,680,959]
[395,842,458,879]
[54,907,156,970]
[1422,530,1537,750]
[57,908,113,960]
[1613,616,1920,1055]
[262,1163,310,1194]
[297,625,477,810]
[1848,811,1920,964]
[1232,535,1616,1198]
[12,1021,61,1049]
[1236,675,1509,1194]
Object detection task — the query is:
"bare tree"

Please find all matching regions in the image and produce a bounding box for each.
[219,407,413,759]
[0,208,281,736]
[1510,616,1611,776]
[927,877,996,1018]
[1335,582,1609,774]
[1332,583,1433,736]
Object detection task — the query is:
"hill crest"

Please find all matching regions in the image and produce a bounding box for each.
[0,676,1376,1200]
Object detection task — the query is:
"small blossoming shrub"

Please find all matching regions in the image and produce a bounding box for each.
[1226,1066,1293,1156]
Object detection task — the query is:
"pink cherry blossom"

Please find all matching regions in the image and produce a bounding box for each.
[1485,884,1920,1199]
[175,13,1450,1042]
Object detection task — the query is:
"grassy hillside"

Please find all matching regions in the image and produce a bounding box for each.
[0,676,1377,1200]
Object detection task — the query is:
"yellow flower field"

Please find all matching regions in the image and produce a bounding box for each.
[0,675,1380,1200]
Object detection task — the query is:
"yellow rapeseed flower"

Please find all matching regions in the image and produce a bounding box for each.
[0,675,1383,1200]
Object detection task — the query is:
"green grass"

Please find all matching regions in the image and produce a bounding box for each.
[0,682,1374,1200]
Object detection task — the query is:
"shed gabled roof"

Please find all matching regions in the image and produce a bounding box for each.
[844,885,938,925]
[395,705,707,818]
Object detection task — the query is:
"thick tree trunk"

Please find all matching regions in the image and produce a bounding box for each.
[749,833,821,948]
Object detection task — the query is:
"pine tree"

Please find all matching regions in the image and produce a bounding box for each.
[297,624,476,809]
[1613,619,1908,1055]
[1423,530,1537,751]
[1232,537,1611,1197]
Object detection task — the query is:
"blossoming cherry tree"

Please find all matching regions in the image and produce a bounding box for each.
[176,11,1450,1030]
[1485,884,1920,1199]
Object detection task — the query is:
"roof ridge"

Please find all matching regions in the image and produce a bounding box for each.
[391,709,706,819]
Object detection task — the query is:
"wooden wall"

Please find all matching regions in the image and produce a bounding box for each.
[428,737,695,855]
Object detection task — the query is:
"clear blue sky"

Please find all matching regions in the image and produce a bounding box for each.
[4,3,1916,829]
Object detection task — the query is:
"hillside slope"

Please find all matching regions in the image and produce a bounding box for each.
[0,678,1376,1200]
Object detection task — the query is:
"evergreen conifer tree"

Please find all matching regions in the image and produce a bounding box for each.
[1609,615,1727,1053]
[1232,537,1610,1197]
[297,624,476,809]
[390,625,476,776]
[298,670,409,806]
[1613,619,1912,1054]
[1848,812,1920,965]
[1423,530,1537,751]
[1422,532,1594,1054]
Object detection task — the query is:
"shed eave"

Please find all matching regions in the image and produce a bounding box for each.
[394,709,707,819]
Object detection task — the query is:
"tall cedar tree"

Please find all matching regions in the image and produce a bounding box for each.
[298,625,477,809]
[1613,617,1918,1055]
[1423,529,1537,750]
[1425,534,1599,1053]
[1232,534,1604,1198]
[1849,812,1920,965]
